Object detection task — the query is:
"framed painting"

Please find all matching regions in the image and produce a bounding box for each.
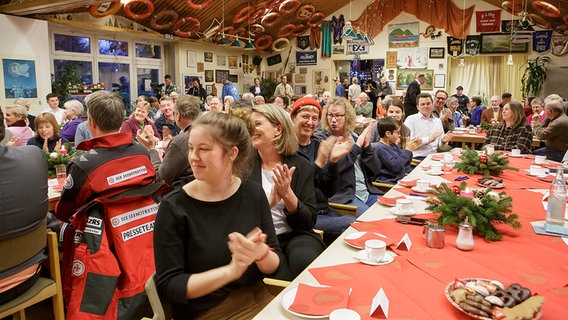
[217,55,226,66]
[186,50,196,67]
[295,85,306,95]
[332,46,345,55]
[295,74,306,83]
[228,74,238,83]
[434,74,446,88]
[396,69,433,91]
[204,52,213,62]
[429,47,445,59]
[228,56,238,69]
[197,62,204,72]
[3,58,38,99]
[480,33,529,54]
[215,70,229,83]
[204,70,214,82]
[386,51,397,68]
[205,85,212,95]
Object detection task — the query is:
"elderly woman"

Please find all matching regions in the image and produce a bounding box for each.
[4,104,33,146]
[526,97,546,124]
[14,98,35,131]
[120,101,160,140]
[484,100,533,154]
[60,100,84,142]
[27,112,69,152]
[249,103,325,280]
[223,95,235,113]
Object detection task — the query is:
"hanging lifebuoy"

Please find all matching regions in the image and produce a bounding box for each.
[173,17,200,38]
[296,4,315,20]
[528,13,551,29]
[254,35,273,50]
[250,24,265,34]
[279,0,300,14]
[261,12,280,28]
[266,0,287,10]
[501,1,522,15]
[89,1,121,18]
[277,24,296,38]
[248,9,266,24]
[186,0,213,10]
[124,0,155,20]
[532,1,560,18]
[291,24,308,37]
[307,12,325,27]
[272,38,290,52]
[149,10,178,30]
[233,5,253,24]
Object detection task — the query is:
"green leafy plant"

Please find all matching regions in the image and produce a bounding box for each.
[520,56,550,97]
[454,147,519,176]
[260,78,278,99]
[478,121,492,132]
[426,182,521,241]
[44,143,76,178]
[51,64,82,103]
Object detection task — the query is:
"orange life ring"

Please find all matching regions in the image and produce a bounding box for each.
[278,24,296,38]
[248,9,266,24]
[233,5,253,24]
[279,0,300,14]
[266,0,287,10]
[261,12,280,28]
[296,4,315,20]
[250,23,265,34]
[501,1,522,15]
[307,12,325,27]
[532,1,560,18]
[291,24,308,37]
[186,0,213,10]
[254,35,273,50]
[149,10,178,30]
[173,17,200,38]
[89,1,121,18]
[124,0,154,20]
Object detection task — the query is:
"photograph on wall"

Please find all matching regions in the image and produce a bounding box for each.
[187,50,196,67]
[396,69,433,91]
[228,74,238,83]
[299,67,308,74]
[332,45,345,55]
[204,70,214,82]
[183,74,204,92]
[396,47,428,68]
[312,69,329,96]
[197,62,204,72]
[295,74,306,83]
[429,47,445,59]
[205,85,212,95]
[434,74,445,88]
[2,58,38,99]
[215,70,229,83]
[204,52,213,62]
[217,55,226,66]
[386,51,397,68]
[388,22,419,48]
[295,85,306,95]
[228,56,238,69]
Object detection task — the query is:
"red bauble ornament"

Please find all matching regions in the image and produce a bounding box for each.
[451,185,461,195]
[479,154,488,163]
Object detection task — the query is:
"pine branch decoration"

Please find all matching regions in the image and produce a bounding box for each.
[43,143,76,178]
[454,147,519,177]
[426,182,521,241]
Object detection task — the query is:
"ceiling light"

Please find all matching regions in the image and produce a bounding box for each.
[244,40,255,50]
[458,58,465,67]
[230,38,242,48]
[218,34,229,46]
[506,54,514,66]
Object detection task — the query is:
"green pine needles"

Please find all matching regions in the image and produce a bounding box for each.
[454,147,519,177]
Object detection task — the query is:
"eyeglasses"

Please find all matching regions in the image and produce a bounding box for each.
[436,96,447,100]
[327,114,345,120]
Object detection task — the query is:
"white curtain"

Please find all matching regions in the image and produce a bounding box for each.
[447,55,527,105]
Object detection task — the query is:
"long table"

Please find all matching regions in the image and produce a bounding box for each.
[254,154,568,319]
[451,132,541,149]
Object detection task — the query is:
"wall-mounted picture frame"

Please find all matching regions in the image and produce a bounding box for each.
[396,69,434,91]
[434,74,446,88]
[295,74,306,83]
[3,58,38,98]
[204,70,214,82]
[228,56,238,69]
[215,70,229,83]
[429,47,445,59]
[295,85,307,95]
[228,74,238,83]
[217,55,226,66]
[204,52,213,62]
[187,50,196,67]
[197,62,204,72]
[332,46,345,54]
[206,85,212,95]
[480,33,529,54]
[386,51,397,68]
[299,67,308,74]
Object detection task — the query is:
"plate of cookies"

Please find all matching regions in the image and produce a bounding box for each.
[476,177,505,189]
[445,278,544,320]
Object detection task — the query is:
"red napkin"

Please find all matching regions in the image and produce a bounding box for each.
[288,283,351,316]
[344,232,391,248]
[398,179,417,187]
[377,196,406,206]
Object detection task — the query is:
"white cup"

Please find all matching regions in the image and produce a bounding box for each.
[396,198,412,213]
[511,148,521,156]
[416,179,430,192]
[485,144,495,155]
[535,155,547,164]
[530,165,543,176]
[443,153,453,162]
[452,148,463,156]
[330,309,361,320]
[431,163,443,174]
[365,239,386,262]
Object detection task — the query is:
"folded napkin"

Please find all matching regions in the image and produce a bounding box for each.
[377,196,406,206]
[48,179,65,191]
[344,231,390,248]
[398,179,417,187]
[288,283,351,316]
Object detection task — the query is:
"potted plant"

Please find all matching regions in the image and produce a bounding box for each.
[520,56,550,97]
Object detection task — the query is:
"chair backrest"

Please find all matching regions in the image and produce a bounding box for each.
[144,273,172,320]
[0,230,65,320]
[329,202,358,216]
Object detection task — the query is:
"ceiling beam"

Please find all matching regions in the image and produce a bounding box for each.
[0,0,104,15]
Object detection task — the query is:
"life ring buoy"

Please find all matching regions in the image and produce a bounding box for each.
[532,1,560,18]
[248,9,265,24]
[296,4,315,20]
[250,24,265,34]
[501,1,522,15]
[233,5,253,24]
[528,13,551,29]
[272,38,290,52]
[186,0,213,10]
[279,0,300,14]
[291,24,308,37]
[266,0,287,10]
[307,12,325,27]
[254,35,273,50]
[89,1,121,18]
[149,10,178,30]
[261,12,281,28]
[124,0,154,20]
[173,17,200,38]
[277,24,296,38]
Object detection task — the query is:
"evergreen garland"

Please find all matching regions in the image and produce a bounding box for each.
[44,143,76,178]
[454,147,519,177]
[426,182,521,241]
[478,121,492,132]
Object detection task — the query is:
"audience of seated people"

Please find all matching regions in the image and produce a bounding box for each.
[531,98,568,162]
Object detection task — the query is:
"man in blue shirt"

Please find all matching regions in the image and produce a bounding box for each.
[333,76,345,97]
[221,79,239,101]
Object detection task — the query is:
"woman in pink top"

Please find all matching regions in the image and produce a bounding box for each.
[4,105,33,146]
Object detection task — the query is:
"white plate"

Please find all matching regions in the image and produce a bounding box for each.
[343,231,387,249]
[389,207,416,216]
[353,250,395,266]
[426,170,444,176]
[280,285,329,319]
[524,169,549,178]
[508,153,524,158]
[411,186,432,193]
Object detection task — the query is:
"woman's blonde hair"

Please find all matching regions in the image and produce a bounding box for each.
[251,104,298,156]
[321,97,356,134]
[34,112,61,138]
[5,105,28,120]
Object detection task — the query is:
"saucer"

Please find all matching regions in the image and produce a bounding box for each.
[524,169,549,177]
[411,186,432,193]
[426,170,444,176]
[354,250,395,266]
[389,207,416,216]
[532,160,549,165]
[508,153,523,158]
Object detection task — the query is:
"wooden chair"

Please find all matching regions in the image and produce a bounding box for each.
[263,278,291,296]
[0,230,65,320]
[142,273,172,320]
[329,202,358,216]
[372,181,395,193]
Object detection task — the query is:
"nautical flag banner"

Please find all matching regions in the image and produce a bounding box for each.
[476,10,500,33]
[533,30,552,53]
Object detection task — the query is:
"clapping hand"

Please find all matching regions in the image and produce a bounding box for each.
[314,136,336,168]
[356,125,372,148]
[329,136,353,163]
[272,164,296,198]
[227,227,270,275]
[7,136,19,146]
[136,126,159,150]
